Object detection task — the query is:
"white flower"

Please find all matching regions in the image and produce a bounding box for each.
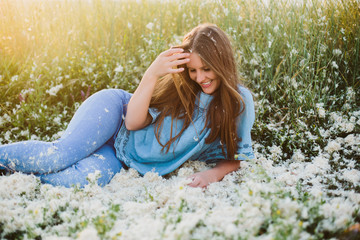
[0,156,358,239]
[320,44,328,53]
[86,170,102,184]
[342,169,360,184]
[0,173,39,199]
[146,22,154,30]
[249,58,259,66]
[277,171,298,186]
[46,84,63,96]
[143,171,162,182]
[331,61,339,69]
[123,202,157,217]
[20,88,35,97]
[3,113,11,122]
[291,77,298,88]
[309,186,323,197]
[177,167,195,178]
[332,49,342,57]
[318,108,326,118]
[330,112,343,123]
[313,156,330,171]
[114,64,123,73]
[269,145,282,155]
[264,16,272,24]
[344,134,356,146]
[316,103,326,118]
[346,87,355,102]
[347,192,360,204]
[322,198,356,229]
[305,163,320,175]
[269,145,282,160]
[290,48,298,57]
[11,75,19,82]
[253,69,260,78]
[291,150,305,162]
[342,103,351,111]
[325,140,341,153]
[77,226,100,240]
[53,116,61,125]
[274,25,279,33]
[341,122,355,132]
[52,130,64,139]
[20,129,29,137]
[83,66,94,74]
[278,197,300,218]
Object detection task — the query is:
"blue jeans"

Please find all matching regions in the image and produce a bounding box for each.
[0,89,132,187]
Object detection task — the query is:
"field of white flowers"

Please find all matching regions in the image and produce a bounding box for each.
[0,119,359,239]
[0,0,359,239]
[2,99,360,240]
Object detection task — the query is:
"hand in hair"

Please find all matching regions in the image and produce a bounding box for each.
[125,48,190,131]
[145,48,190,79]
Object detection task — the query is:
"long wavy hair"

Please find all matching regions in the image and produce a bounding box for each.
[149,23,245,160]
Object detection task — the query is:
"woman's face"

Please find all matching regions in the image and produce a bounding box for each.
[186,52,220,95]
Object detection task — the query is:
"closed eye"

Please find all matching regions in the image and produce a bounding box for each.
[188,68,211,72]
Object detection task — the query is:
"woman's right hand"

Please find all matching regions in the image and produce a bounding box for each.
[145,48,190,80]
[125,48,190,131]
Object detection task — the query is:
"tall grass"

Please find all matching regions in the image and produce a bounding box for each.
[0,1,359,238]
[0,0,359,159]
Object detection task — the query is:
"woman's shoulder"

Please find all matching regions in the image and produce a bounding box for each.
[237,84,253,101]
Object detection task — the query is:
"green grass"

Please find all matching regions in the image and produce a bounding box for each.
[1,2,359,238]
[0,0,359,163]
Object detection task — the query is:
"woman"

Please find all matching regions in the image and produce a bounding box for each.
[0,23,255,188]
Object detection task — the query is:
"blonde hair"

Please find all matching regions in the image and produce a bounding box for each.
[150,23,245,160]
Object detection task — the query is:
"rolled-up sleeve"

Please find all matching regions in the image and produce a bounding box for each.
[235,87,255,160]
[148,107,160,124]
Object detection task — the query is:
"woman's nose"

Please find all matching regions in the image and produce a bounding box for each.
[196,71,205,82]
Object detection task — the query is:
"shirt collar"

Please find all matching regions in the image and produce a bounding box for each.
[195,91,213,110]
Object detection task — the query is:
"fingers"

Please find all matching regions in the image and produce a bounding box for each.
[147,48,190,78]
[168,52,190,61]
[187,175,206,188]
[162,48,190,62]
[162,48,185,56]
[169,67,185,74]
[171,58,190,66]
[163,50,190,73]
[188,179,199,188]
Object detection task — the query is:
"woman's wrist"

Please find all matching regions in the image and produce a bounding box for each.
[212,160,240,180]
[143,68,159,83]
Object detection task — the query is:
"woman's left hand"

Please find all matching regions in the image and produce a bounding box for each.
[187,169,220,188]
[187,160,240,188]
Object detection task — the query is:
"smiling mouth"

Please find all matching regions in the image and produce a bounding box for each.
[201,80,213,88]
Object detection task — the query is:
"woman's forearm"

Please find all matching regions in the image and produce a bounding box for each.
[188,160,240,188]
[125,71,157,131]
[209,160,241,181]
[124,48,190,131]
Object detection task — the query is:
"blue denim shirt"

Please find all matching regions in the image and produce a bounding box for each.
[114,86,255,176]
